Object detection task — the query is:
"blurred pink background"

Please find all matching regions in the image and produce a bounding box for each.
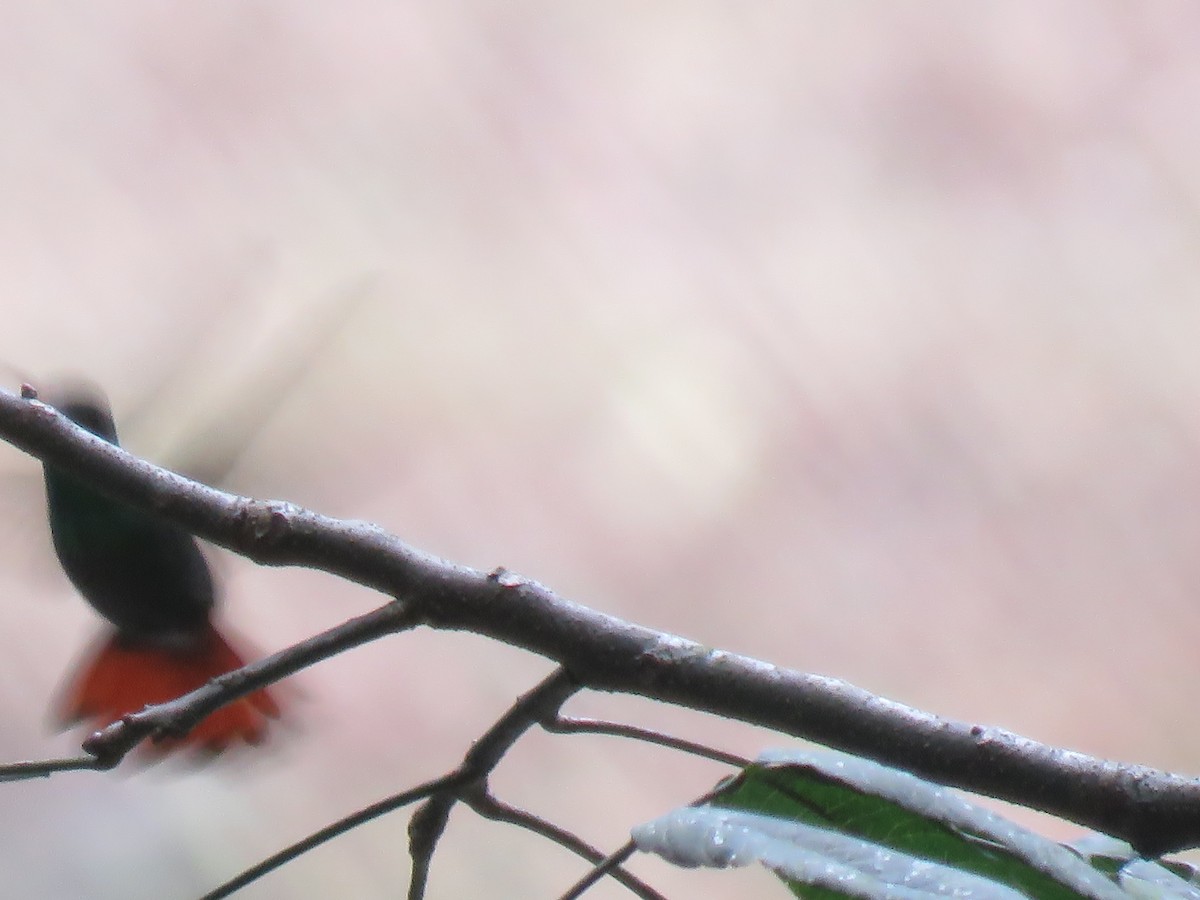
[1,3,1199,897]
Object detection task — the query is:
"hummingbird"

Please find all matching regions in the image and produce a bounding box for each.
[40,383,279,751]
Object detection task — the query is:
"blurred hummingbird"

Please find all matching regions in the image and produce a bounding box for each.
[41,383,279,751]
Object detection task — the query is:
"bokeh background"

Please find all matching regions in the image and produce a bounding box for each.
[1,3,1199,897]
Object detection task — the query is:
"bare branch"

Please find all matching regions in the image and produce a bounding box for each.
[547,715,751,769]
[408,669,580,898]
[199,772,464,900]
[0,755,114,781]
[467,788,665,900]
[557,842,639,900]
[201,670,644,900]
[3,388,1200,856]
[82,599,422,761]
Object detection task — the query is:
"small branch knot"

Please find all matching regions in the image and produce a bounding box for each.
[235,500,294,555]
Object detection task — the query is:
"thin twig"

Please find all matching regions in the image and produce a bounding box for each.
[203,676,599,900]
[554,787,730,900]
[557,842,639,900]
[408,668,581,899]
[468,788,665,900]
[548,715,751,769]
[0,755,113,781]
[83,599,423,762]
[199,772,465,900]
[406,796,448,900]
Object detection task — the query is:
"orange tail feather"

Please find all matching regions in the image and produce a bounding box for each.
[58,625,280,752]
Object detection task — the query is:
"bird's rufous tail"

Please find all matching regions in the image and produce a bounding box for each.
[57,624,280,752]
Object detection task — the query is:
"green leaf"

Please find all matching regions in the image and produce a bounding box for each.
[632,749,1136,900]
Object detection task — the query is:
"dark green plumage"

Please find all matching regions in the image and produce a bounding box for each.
[43,390,214,640]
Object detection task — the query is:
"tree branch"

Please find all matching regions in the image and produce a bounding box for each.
[199,773,462,900]
[466,788,666,900]
[83,599,422,761]
[0,755,113,781]
[0,599,421,773]
[408,669,581,898]
[546,715,751,769]
[557,842,639,900]
[2,387,1199,856]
